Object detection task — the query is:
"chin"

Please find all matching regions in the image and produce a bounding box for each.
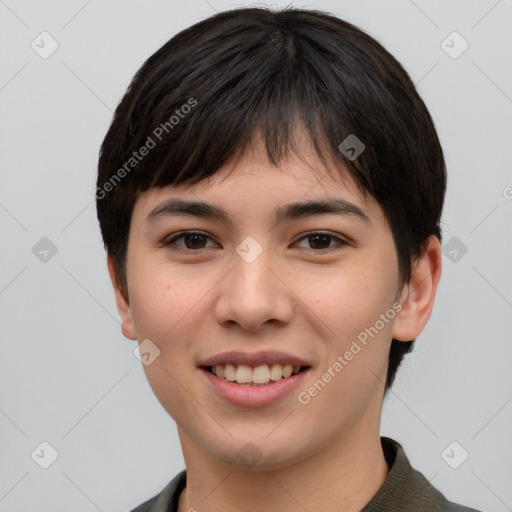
[200,432,311,472]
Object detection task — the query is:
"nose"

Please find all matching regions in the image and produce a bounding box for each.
[213,242,294,333]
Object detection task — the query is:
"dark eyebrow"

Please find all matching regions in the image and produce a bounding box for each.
[147,198,370,225]
[147,199,230,223]
[275,198,370,224]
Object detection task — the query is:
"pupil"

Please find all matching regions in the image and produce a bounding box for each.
[183,234,331,250]
[185,234,206,249]
[309,234,330,249]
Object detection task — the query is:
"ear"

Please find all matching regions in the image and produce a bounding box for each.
[392,235,442,342]
[107,255,137,340]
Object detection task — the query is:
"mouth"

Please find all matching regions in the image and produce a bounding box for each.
[203,363,310,386]
[198,351,312,406]
[197,350,313,407]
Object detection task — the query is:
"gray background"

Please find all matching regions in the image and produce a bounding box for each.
[1,0,511,511]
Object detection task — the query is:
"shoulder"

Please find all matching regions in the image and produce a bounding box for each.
[129,470,187,512]
[130,495,158,512]
[439,499,482,512]
[362,437,482,512]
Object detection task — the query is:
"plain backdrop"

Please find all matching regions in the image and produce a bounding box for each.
[1,1,511,511]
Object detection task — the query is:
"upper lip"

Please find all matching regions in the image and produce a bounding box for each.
[198,350,311,368]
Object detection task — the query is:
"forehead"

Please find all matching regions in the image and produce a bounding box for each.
[131,135,383,227]
[205,133,362,192]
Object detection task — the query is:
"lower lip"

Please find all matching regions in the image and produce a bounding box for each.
[200,368,310,407]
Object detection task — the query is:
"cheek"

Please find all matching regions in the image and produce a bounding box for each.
[127,263,205,424]
[296,257,397,339]
[127,255,200,341]
[297,253,397,400]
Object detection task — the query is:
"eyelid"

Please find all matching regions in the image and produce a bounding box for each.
[296,229,345,240]
[161,230,350,252]
[161,230,219,249]
[293,230,349,249]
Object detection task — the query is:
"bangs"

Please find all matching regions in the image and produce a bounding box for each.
[114,26,367,195]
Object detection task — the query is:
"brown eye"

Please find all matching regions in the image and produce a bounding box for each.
[181,233,208,249]
[163,231,217,251]
[307,234,332,249]
[295,232,347,251]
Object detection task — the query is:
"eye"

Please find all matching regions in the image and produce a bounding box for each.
[161,230,348,253]
[162,231,218,251]
[294,231,347,251]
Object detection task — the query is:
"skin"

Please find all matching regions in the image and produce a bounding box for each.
[109,135,442,512]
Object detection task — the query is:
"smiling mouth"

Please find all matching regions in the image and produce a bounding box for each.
[203,363,309,386]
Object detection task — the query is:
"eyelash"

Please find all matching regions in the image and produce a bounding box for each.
[161,230,349,253]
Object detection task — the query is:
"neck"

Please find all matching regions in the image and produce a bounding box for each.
[177,424,389,512]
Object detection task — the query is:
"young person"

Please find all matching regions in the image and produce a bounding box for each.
[96,7,481,512]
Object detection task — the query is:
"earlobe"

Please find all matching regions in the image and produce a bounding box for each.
[392,236,442,342]
[107,255,137,340]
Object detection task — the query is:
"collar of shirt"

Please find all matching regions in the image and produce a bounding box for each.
[130,437,481,512]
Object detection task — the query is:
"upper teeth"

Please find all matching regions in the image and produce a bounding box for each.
[211,364,301,384]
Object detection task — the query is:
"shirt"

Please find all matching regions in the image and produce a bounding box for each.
[130,437,481,512]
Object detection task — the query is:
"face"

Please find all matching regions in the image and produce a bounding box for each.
[111,138,419,470]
